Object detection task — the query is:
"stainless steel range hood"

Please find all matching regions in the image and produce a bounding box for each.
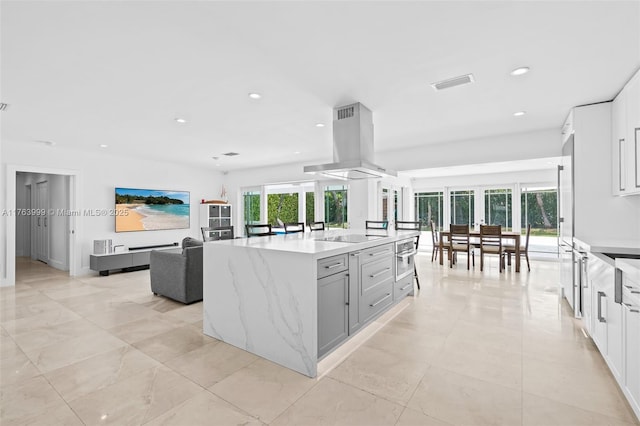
[304,103,396,179]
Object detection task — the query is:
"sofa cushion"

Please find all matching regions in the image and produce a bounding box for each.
[182,237,203,250]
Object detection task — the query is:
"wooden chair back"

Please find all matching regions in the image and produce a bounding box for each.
[480,224,502,250]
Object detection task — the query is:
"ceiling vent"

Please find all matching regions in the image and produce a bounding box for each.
[431,74,475,91]
[222,152,239,157]
[0,103,8,112]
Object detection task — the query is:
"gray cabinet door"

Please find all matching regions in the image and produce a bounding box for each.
[318,270,349,358]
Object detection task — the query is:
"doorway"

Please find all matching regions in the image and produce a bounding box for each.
[3,165,80,287]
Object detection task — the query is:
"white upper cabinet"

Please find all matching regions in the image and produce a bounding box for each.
[613,69,640,196]
[626,72,640,194]
[612,89,627,195]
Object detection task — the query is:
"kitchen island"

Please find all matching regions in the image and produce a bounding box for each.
[202,228,419,377]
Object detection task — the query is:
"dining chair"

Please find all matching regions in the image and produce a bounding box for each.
[504,223,531,271]
[479,224,504,272]
[245,224,275,237]
[395,221,421,290]
[365,220,388,230]
[284,222,305,234]
[449,224,474,269]
[308,221,325,232]
[429,220,445,262]
[201,226,234,241]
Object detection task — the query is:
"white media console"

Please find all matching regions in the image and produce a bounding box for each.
[89,243,179,276]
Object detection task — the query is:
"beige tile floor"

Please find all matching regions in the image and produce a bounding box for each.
[1,255,639,426]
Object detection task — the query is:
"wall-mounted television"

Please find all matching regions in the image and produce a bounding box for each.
[115,187,190,232]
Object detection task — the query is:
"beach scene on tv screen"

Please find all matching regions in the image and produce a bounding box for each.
[115,188,190,232]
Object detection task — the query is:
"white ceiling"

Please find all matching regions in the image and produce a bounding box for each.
[2,1,639,173]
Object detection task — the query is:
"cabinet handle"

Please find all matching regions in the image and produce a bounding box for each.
[351,252,361,257]
[325,262,343,269]
[400,283,412,291]
[369,267,391,278]
[622,302,640,313]
[369,249,389,257]
[624,285,640,294]
[370,293,391,307]
[597,291,606,323]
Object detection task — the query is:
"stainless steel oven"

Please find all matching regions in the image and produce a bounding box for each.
[395,238,416,281]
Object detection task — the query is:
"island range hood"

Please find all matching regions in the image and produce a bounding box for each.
[304,102,397,179]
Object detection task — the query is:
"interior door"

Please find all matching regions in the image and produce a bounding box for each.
[36,180,49,263]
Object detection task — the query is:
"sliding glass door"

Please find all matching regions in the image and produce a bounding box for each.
[484,188,512,231]
[324,185,348,229]
[450,190,475,226]
[521,186,558,254]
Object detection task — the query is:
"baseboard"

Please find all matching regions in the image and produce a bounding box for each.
[47,258,69,272]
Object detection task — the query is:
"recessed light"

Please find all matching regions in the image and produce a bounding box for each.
[294,151,301,154]
[514,111,526,117]
[215,163,221,167]
[315,123,325,128]
[510,67,530,76]
[175,118,187,124]
[248,93,261,99]
[99,144,108,148]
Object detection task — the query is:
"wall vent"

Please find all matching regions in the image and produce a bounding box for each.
[0,103,8,112]
[222,152,239,156]
[336,106,354,120]
[431,74,475,91]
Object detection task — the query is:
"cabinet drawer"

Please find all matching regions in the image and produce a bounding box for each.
[361,281,393,323]
[361,256,393,295]
[317,253,348,279]
[361,243,393,265]
[394,275,414,300]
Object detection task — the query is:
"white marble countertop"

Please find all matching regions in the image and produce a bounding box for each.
[204,228,419,259]
[573,237,640,256]
[616,258,640,282]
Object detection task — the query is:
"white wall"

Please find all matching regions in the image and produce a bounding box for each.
[378,128,560,171]
[2,139,222,280]
[222,129,560,230]
[412,168,557,190]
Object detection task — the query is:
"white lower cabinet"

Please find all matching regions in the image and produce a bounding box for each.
[607,292,624,380]
[623,301,640,415]
[589,254,612,355]
[587,255,640,422]
[622,268,640,419]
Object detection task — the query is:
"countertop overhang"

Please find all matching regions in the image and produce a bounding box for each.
[573,237,640,257]
[204,228,419,259]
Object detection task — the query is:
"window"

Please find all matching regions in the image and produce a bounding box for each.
[414,191,443,231]
[484,188,512,231]
[381,188,389,221]
[243,190,260,225]
[324,185,348,229]
[267,192,298,227]
[450,190,474,225]
[521,186,558,253]
[393,189,399,222]
[306,191,315,224]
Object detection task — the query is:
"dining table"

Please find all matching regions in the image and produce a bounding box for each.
[438,229,522,272]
